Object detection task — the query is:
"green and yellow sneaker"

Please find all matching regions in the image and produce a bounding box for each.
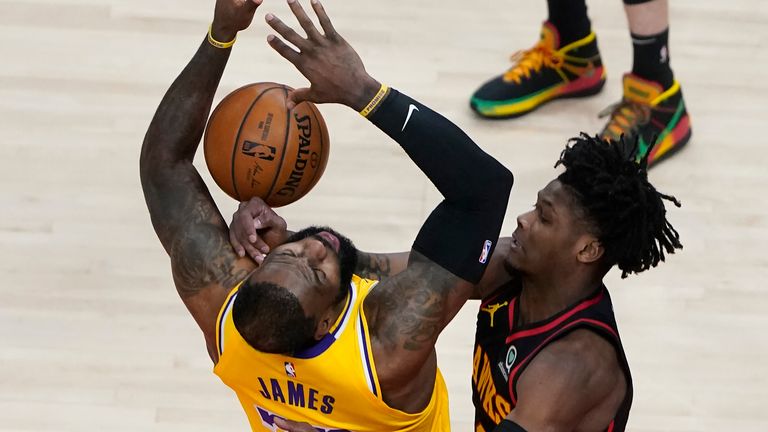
[599,73,692,168]
[470,22,606,119]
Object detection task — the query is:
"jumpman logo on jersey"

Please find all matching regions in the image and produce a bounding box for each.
[481,301,508,328]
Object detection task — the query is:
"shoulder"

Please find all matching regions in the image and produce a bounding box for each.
[532,329,622,387]
[509,329,625,430]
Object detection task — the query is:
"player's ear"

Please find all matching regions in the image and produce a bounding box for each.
[576,236,603,264]
[313,314,333,341]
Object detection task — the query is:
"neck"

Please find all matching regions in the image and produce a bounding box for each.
[328,288,350,329]
[517,270,602,326]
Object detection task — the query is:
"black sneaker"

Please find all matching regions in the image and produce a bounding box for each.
[599,73,692,167]
[470,22,606,118]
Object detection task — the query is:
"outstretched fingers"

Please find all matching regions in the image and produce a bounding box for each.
[310,0,337,39]
[265,13,309,52]
[265,0,363,107]
[266,33,300,64]
[286,0,323,41]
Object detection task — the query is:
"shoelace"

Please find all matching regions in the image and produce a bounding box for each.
[503,43,564,83]
[598,100,651,140]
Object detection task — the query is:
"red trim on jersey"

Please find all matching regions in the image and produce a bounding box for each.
[507,317,618,405]
[607,420,615,432]
[505,290,604,344]
[508,297,517,332]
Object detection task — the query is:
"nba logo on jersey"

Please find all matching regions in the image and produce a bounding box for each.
[479,240,492,264]
[284,362,296,378]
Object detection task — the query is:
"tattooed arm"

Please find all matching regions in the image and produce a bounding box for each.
[356,246,520,293]
[364,253,475,411]
[140,0,262,362]
[359,243,517,293]
[354,251,409,281]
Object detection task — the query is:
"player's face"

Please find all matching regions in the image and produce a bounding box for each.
[255,227,356,320]
[505,180,592,275]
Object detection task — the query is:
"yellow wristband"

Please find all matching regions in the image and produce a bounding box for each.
[208,24,236,49]
[359,84,389,117]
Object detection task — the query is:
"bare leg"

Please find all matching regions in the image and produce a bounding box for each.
[624,0,668,36]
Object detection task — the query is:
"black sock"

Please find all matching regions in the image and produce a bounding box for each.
[631,29,674,89]
[546,0,591,46]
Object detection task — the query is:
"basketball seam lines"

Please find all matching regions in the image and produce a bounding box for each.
[305,104,324,193]
[264,86,292,202]
[205,86,244,195]
[230,85,283,201]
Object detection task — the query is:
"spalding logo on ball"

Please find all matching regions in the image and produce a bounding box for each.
[204,82,329,207]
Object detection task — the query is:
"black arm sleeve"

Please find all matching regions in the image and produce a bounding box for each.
[367,89,513,283]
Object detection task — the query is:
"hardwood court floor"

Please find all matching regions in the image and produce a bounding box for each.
[1,0,767,430]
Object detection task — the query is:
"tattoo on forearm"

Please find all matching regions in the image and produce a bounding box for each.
[170,222,249,297]
[397,289,443,350]
[356,253,393,280]
[371,258,457,352]
[145,169,248,297]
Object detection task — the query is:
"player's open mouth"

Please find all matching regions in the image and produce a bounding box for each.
[510,233,521,249]
[316,231,340,254]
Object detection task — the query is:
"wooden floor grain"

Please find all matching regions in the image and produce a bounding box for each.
[1,0,767,430]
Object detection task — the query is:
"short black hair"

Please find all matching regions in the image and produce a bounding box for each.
[232,281,315,354]
[556,133,683,278]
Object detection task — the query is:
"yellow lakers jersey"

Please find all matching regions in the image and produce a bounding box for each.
[214,275,451,431]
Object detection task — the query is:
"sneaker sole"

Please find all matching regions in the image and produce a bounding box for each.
[648,126,692,169]
[470,69,606,119]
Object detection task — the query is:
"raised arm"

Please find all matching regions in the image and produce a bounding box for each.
[264,0,513,410]
[361,88,512,400]
[139,0,262,359]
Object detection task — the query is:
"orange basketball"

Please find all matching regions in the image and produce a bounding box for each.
[204,82,330,207]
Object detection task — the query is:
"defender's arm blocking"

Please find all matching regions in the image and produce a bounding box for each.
[363,89,513,393]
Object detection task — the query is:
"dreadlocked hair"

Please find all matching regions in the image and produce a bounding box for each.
[555,133,683,278]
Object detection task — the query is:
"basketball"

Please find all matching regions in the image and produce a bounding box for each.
[204,82,330,207]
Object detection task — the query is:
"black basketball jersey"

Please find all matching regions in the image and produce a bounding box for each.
[471,281,633,432]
